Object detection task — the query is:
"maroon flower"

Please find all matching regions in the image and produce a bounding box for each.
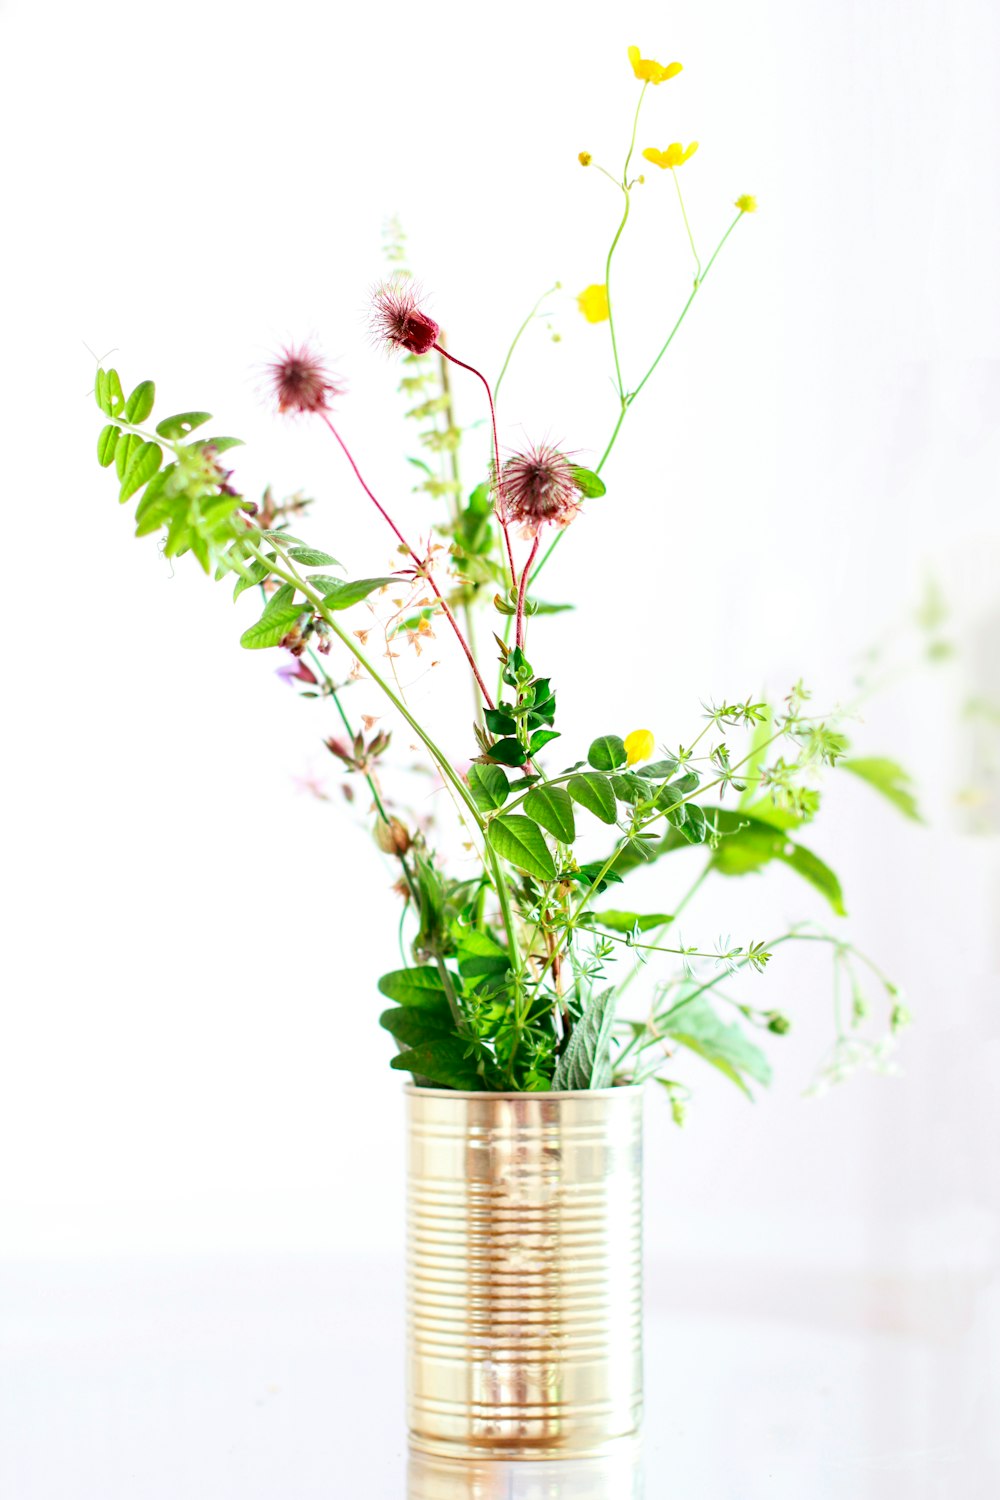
[267,343,343,415]
[500,443,582,538]
[370,277,440,356]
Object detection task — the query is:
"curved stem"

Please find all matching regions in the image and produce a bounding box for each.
[494,281,560,404]
[433,343,518,593]
[320,414,495,708]
[605,83,648,399]
[672,169,701,283]
[515,535,539,650]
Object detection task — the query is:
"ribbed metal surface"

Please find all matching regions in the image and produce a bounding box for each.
[406,1086,643,1460]
[407,1444,643,1497]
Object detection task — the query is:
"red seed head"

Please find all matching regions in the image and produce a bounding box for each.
[500,443,582,538]
[268,343,343,415]
[370,277,440,356]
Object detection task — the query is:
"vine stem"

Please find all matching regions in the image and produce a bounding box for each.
[319,413,495,709]
[494,281,561,404]
[433,343,518,594]
[241,531,523,972]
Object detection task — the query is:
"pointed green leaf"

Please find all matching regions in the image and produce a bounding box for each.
[523,785,576,843]
[239,601,306,649]
[593,910,673,933]
[487,814,557,880]
[156,411,212,440]
[467,763,510,813]
[483,738,528,767]
[119,441,162,504]
[115,430,137,481]
[569,465,607,499]
[124,380,155,424]
[658,994,772,1097]
[304,574,346,593]
[321,577,397,611]
[390,1040,484,1090]
[553,989,617,1090]
[378,966,451,1008]
[96,425,119,467]
[588,735,627,771]
[379,1005,453,1047]
[287,547,342,567]
[568,772,618,824]
[842,757,923,822]
[529,728,561,754]
[201,436,243,453]
[232,559,272,600]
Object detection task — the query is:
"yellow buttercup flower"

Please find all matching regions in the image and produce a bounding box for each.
[628,45,683,84]
[578,151,592,166]
[734,194,758,213]
[642,142,699,170]
[624,728,656,766]
[577,284,609,323]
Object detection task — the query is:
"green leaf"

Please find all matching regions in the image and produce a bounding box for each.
[124,380,155,424]
[737,709,774,810]
[95,368,125,417]
[842,757,923,822]
[239,601,306,649]
[202,436,243,453]
[262,582,296,614]
[320,577,396,611]
[569,465,607,499]
[119,441,162,504]
[483,738,528,767]
[588,735,627,771]
[378,967,451,1008]
[232,559,271,600]
[571,860,623,893]
[304,574,346,593]
[780,843,846,916]
[675,803,708,845]
[487,814,557,880]
[708,810,847,916]
[467,763,510,813]
[529,728,561,754]
[609,772,649,804]
[287,546,342,567]
[455,928,510,984]
[593,910,673,933]
[379,1005,453,1048]
[390,1039,484,1090]
[658,995,772,1097]
[155,411,212,440]
[568,772,618,824]
[484,706,518,736]
[637,758,679,780]
[553,989,617,1090]
[115,430,137,481]
[524,784,576,843]
[530,601,574,616]
[96,425,119,467]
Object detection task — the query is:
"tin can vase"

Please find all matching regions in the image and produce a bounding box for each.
[406,1084,644,1460]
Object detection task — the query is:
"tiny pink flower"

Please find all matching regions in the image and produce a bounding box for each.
[267,343,343,415]
[500,443,582,538]
[370,277,440,356]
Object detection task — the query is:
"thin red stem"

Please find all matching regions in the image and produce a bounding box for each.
[515,535,539,650]
[433,343,518,593]
[321,414,495,709]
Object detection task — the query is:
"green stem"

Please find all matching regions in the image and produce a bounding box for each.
[605,83,648,400]
[494,281,560,405]
[672,169,701,283]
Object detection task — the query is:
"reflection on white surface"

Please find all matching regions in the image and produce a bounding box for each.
[408,1444,642,1499]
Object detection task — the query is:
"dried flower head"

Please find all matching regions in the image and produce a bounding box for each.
[370,277,440,356]
[268,343,343,415]
[500,443,582,538]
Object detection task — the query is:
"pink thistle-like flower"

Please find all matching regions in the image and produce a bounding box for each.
[369,277,440,356]
[500,442,583,538]
[267,343,343,415]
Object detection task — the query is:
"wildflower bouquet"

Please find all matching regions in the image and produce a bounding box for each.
[91,46,917,1109]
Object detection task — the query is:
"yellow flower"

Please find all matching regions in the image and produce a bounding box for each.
[578,151,592,166]
[577,283,609,323]
[628,45,683,84]
[734,194,758,213]
[624,728,656,766]
[642,142,699,170]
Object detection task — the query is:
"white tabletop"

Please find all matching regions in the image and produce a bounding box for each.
[0,1254,988,1498]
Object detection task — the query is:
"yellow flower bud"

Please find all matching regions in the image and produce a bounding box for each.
[578,151,592,166]
[624,728,656,765]
[576,283,610,324]
[734,194,758,213]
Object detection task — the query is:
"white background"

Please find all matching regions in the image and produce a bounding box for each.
[1,0,998,1489]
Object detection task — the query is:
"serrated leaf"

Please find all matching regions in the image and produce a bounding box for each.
[124,380,155,424]
[239,601,306,649]
[487,814,557,880]
[467,763,510,813]
[523,784,576,843]
[553,989,617,1090]
[119,441,162,504]
[588,735,627,771]
[658,994,772,1097]
[569,465,607,499]
[287,546,342,567]
[378,967,450,1008]
[593,910,673,933]
[96,425,119,467]
[155,411,212,440]
[321,577,396,611]
[842,757,923,822]
[390,1039,484,1090]
[568,772,618,824]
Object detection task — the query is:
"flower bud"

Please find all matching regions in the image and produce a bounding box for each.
[374,816,412,856]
